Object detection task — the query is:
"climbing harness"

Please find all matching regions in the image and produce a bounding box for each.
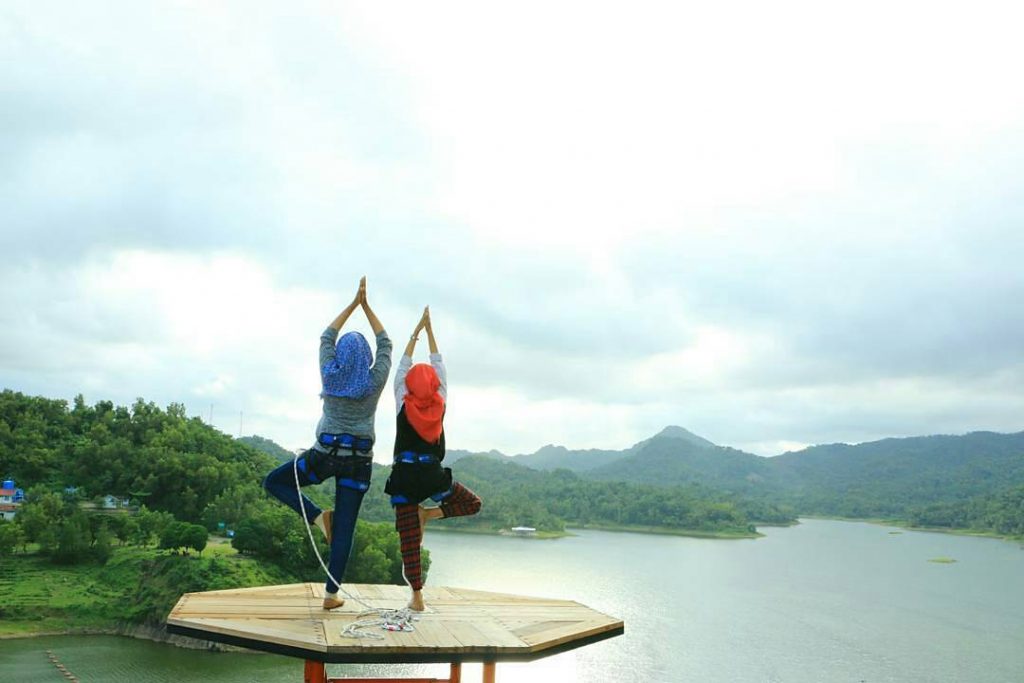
[319,432,374,455]
[293,451,422,639]
[387,452,454,505]
[390,485,454,506]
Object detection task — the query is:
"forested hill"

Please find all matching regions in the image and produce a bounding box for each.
[583,429,1024,515]
[238,435,297,464]
[0,390,793,537]
[0,389,431,632]
[768,431,1024,516]
[3,388,1019,537]
[445,424,1024,531]
[445,425,717,471]
[0,390,273,523]
[586,437,778,491]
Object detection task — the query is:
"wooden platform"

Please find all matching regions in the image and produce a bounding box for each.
[166,583,624,664]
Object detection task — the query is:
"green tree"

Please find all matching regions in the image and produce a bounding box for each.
[159,521,191,554]
[186,524,208,556]
[0,519,25,556]
[15,490,64,544]
[53,510,91,564]
[91,524,114,564]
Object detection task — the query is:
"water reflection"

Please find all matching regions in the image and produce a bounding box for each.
[2,521,1023,683]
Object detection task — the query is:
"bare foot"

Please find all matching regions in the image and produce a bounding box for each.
[418,505,442,530]
[322,596,345,610]
[321,510,333,545]
[408,590,425,612]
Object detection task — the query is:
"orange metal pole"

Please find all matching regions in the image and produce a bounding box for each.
[326,679,445,683]
[305,660,328,683]
[315,661,465,683]
[482,662,496,683]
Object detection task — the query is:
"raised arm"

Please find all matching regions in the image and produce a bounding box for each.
[424,307,439,355]
[356,277,392,389]
[327,279,363,331]
[403,307,429,357]
[424,308,446,399]
[359,277,385,336]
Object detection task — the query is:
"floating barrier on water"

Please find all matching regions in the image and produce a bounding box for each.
[45,650,80,682]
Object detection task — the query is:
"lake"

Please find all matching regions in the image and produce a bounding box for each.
[2,520,1023,682]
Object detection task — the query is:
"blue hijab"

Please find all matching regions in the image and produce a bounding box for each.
[321,331,373,399]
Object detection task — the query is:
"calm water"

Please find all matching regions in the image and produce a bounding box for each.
[2,520,1023,682]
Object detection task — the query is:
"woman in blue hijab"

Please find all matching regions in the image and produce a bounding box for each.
[262,276,392,609]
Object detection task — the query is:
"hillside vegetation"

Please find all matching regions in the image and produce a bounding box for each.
[0,390,428,635]
[445,426,1024,538]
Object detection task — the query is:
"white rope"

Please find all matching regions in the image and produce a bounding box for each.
[293,452,420,639]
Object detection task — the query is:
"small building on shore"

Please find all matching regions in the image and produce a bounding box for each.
[102,494,132,510]
[1,478,24,521]
[510,526,537,537]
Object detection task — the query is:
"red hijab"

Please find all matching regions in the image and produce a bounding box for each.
[403,363,445,443]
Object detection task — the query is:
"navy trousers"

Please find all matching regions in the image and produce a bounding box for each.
[262,449,371,594]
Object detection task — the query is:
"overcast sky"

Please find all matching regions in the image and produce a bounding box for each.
[3,1,1023,459]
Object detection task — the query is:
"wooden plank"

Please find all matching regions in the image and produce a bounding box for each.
[470,617,530,651]
[188,583,309,597]
[411,619,457,652]
[352,584,383,599]
[521,616,623,651]
[423,586,460,601]
[512,620,580,639]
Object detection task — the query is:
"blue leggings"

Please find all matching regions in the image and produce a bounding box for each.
[262,451,368,594]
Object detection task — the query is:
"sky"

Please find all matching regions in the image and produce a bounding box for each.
[2,1,1023,459]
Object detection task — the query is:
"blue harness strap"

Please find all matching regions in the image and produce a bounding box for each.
[430,486,454,503]
[395,451,436,465]
[389,452,446,505]
[319,432,373,454]
[296,456,320,484]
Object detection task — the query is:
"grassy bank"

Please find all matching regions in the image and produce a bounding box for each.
[427,521,761,539]
[890,522,1024,544]
[424,524,571,539]
[800,515,1024,544]
[0,544,291,638]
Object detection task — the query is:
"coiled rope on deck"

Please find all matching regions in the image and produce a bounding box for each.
[293,453,419,639]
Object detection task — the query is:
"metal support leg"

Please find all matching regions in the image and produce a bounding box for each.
[303,661,464,683]
[305,661,327,683]
[482,662,495,683]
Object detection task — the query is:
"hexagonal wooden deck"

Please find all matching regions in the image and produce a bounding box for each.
[166,583,624,664]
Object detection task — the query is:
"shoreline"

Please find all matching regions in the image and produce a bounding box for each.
[566,522,762,539]
[423,524,571,539]
[423,522,764,540]
[0,621,245,651]
[799,515,1024,545]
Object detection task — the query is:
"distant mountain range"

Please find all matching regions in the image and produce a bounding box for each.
[239,423,1024,518]
[445,425,715,468]
[446,425,1024,516]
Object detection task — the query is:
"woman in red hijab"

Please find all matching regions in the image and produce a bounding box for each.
[385,306,481,611]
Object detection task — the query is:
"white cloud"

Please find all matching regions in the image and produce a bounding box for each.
[2,0,1023,458]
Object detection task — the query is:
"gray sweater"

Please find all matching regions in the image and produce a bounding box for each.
[313,328,392,453]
